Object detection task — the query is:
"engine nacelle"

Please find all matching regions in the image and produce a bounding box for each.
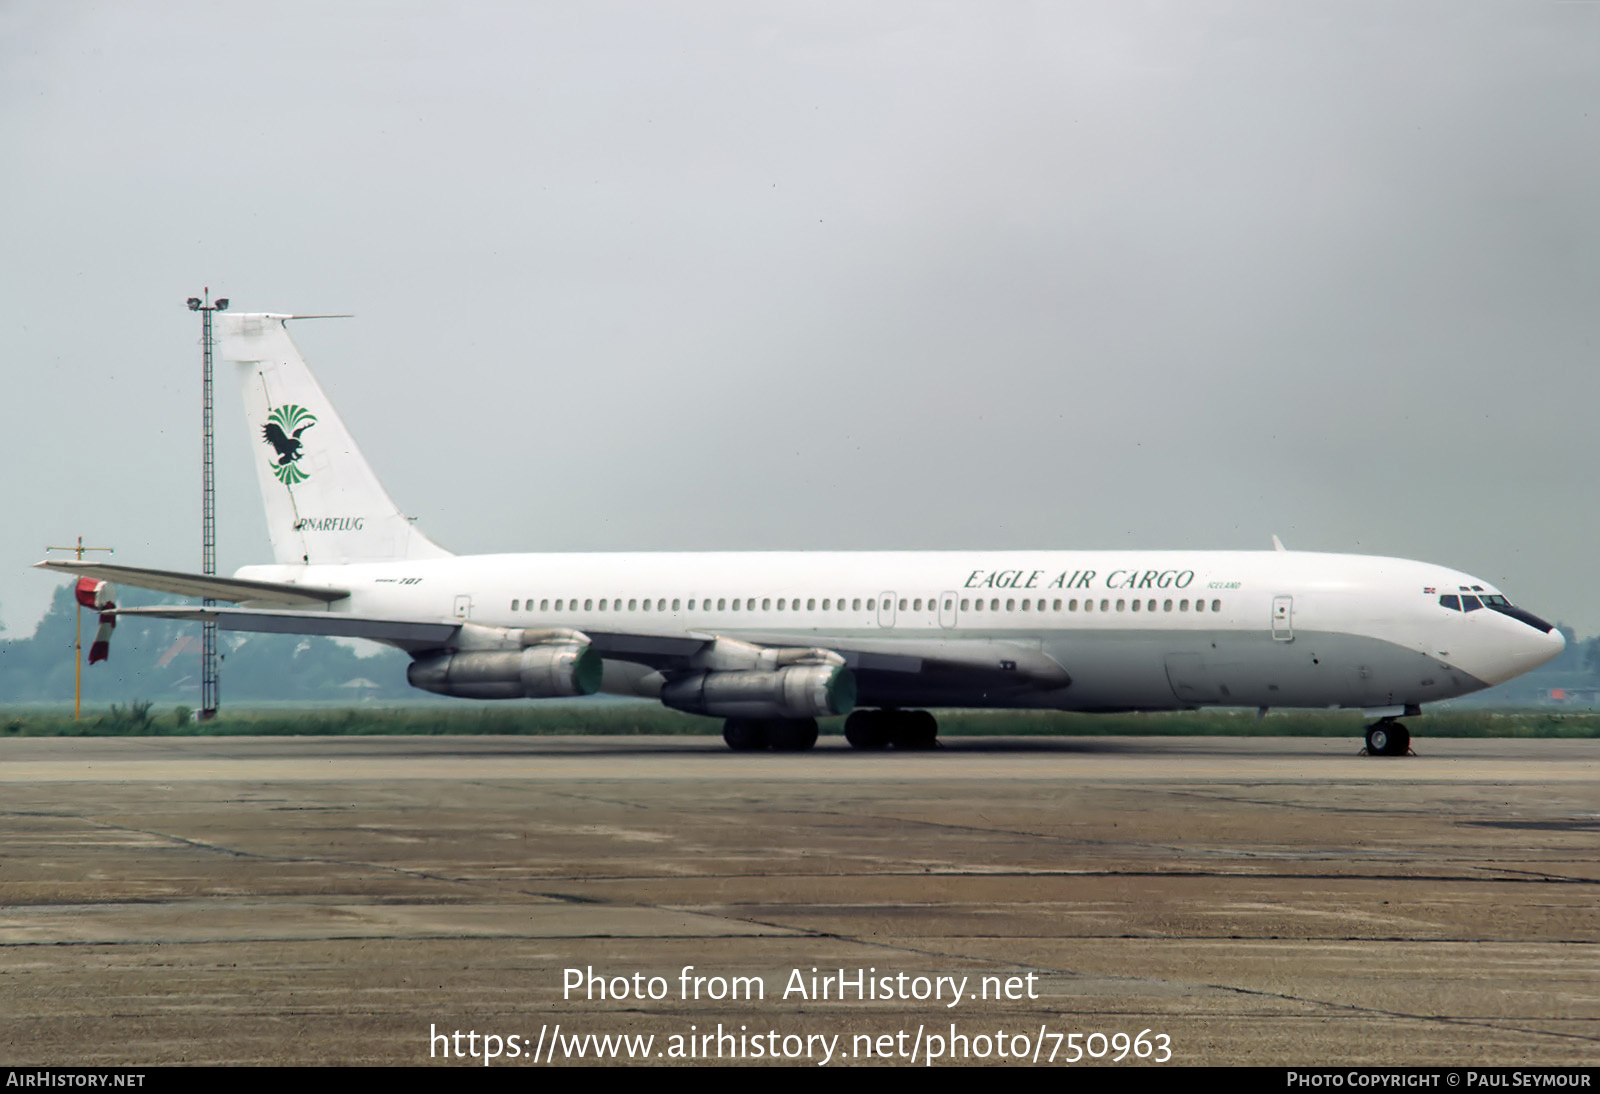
[660,664,856,720]
[407,643,602,700]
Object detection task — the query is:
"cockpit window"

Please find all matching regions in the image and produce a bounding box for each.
[1486,600,1556,633]
[1441,592,1556,632]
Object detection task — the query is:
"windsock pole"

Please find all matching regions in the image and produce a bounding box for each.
[44,537,114,720]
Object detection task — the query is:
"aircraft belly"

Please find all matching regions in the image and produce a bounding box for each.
[852,629,1491,713]
[1152,630,1487,709]
[573,627,1490,714]
[1039,631,1188,711]
[846,655,1049,709]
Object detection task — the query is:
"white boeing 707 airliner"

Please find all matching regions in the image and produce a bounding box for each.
[40,313,1565,755]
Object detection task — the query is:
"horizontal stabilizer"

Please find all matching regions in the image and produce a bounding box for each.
[36,561,348,607]
[111,606,455,646]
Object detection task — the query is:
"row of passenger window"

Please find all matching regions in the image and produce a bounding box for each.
[507,595,1225,614]
[966,597,1221,613]
[512,596,867,613]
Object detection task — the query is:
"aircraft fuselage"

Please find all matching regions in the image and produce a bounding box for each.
[236,548,1563,714]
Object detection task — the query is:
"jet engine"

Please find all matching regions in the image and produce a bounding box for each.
[407,642,602,699]
[660,663,856,720]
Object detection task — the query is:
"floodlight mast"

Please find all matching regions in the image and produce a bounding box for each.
[187,288,228,720]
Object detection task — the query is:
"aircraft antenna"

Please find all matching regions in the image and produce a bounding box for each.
[187,289,229,720]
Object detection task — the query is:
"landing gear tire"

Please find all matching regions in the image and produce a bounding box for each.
[844,710,890,750]
[889,709,939,750]
[723,718,818,752]
[1365,719,1411,757]
[766,718,819,752]
[845,709,939,750]
[723,718,767,751]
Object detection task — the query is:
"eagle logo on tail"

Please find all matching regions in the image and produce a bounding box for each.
[263,404,317,485]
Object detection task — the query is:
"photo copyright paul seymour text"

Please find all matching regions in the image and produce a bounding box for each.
[1289,1075,1590,1089]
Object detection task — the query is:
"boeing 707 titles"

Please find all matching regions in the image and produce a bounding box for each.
[40,313,1564,755]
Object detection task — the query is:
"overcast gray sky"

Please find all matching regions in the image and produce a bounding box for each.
[3,2,1597,637]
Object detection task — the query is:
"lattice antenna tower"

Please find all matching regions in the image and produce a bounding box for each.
[186,289,228,719]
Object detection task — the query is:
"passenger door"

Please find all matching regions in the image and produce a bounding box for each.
[1271,595,1293,641]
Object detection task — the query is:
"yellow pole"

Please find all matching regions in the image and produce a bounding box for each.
[45,537,114,720]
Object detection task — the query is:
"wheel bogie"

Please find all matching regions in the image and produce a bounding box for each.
[891,709,939,749]
[722,717,819,752]
[767,718,819,752]
[722,717,767,751]
[844,710,891,750]
[844,709,939,750]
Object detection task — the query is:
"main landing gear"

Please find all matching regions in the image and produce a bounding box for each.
[1364,717,1412,757]
[843,709,939,750]
[722,717,819,752]
[719,710,941,752]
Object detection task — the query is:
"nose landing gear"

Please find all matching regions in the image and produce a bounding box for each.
[1364,717,1412,757]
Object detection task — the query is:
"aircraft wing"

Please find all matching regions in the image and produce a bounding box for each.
[108,604,1069,698]
[36,561,349,607]
[113,606,707,655]
[111,605,456,646]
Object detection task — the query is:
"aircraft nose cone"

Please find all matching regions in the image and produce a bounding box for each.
[1469,617,1566,687]
[1545,624,1567,659]
[1511,619,1565,677]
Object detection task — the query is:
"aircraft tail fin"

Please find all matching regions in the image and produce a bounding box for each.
[219,313,453,566]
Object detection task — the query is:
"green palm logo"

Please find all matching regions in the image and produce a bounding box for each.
[262,404,317,485]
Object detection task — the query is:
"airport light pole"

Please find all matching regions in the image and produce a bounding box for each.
[187,290,228,721]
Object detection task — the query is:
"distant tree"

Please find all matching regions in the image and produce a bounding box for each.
[1584,636,1600,679]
